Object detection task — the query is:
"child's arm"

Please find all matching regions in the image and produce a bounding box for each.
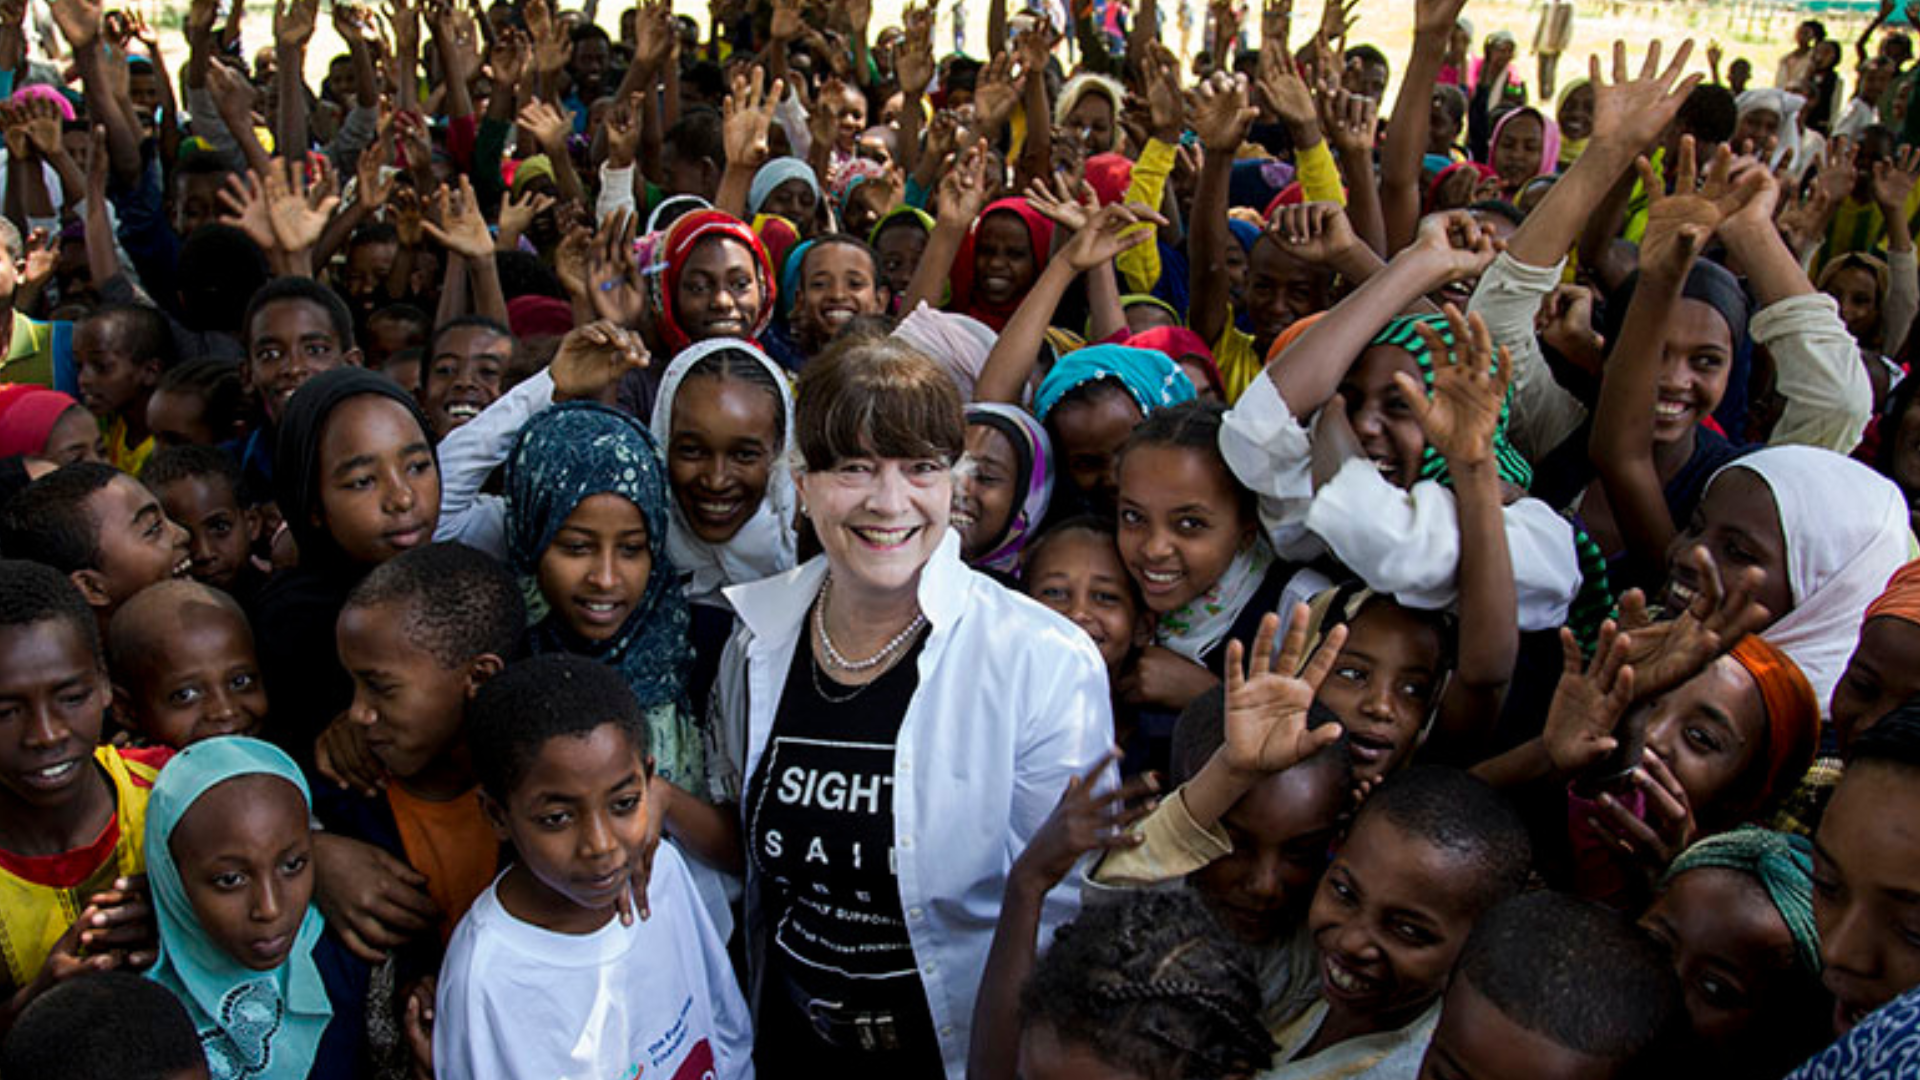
[1320,86,1385,257]
[1266,210,1496,420]
[1590,141,1732,579]
[1874,148,1920,355]
[1397,308,1520,753]
[899,139,995,320]
[715,66,780,221]
[1382,0,1466,253]
[1180,606,1348,828]
[973,199,1162,403]
[968,750,1156,1080]
[1186,71,1260,350]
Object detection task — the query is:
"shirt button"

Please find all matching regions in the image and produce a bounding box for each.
[909,907,924,920]
[941,1025,954,1038]
[900,837,914,850]
[923,961,936,974]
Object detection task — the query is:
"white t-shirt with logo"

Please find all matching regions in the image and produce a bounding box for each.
[434,844,753,1080]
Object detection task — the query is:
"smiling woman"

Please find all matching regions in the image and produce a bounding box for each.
[716,337,1112,1078]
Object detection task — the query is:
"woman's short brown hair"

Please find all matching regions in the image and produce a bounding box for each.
[794,337,965,471]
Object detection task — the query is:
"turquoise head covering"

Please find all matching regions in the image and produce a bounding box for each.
[776,237,819,323]
[1664,826,1821,976]
[146,737,331,1080]
[504,401,693,714]
[748,157,822,219]
[1033,343,1196,422]
[1367,314,1532,490]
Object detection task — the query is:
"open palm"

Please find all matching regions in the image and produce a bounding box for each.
[1223,606,1347,776]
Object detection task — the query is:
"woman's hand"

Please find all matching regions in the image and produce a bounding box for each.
[1615,545,1772,703]
[1119,644,1222,710]
[586,209,647,327]
[1542,622,1636,778]
[421,175,495,260]
[1396,304,1511,467]
[1192,70,1259,154]
[551,319,650,402]
[1589,751,1696,877]
[1221,605,1348,778]
[1059,202,1166,272]
[722,65,782,173]
[973,52,1025,135]
[1010,749,1157,895]
[1587,39,1701,159]
[1023,172,1098,233]
[935,138,994,230]
[311,833,441,961]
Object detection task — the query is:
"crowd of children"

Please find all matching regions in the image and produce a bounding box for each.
[5,0,1920,1075]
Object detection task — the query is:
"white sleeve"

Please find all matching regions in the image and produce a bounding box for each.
[1885,247,1920,358]
[1466,251,1588,462]
[1759,292,1875,453]
[431,369,554,558]
[432,929,485,1080]
[1217,373,1330,562]
[1304,462,1580,631]
[1011,623,1116,934]
[596,162,638,224]
[675,852,755,1080]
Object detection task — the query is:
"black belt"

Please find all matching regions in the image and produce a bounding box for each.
[783,974,907,1053]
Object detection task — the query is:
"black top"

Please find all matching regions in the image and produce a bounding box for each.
[746,627,927,1006]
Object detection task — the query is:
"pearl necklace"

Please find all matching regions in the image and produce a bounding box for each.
[813,576,927,672]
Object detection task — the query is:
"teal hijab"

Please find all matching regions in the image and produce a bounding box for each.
[146,737,330,1080]
[1367,314,1532,490]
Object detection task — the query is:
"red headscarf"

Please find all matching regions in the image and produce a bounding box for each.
[951,199,1055,332]
[507,295,574,340]
[1426,161,1501,213]
[657,210,778,353]
[0,385,81,458]
[1726,635,1821,817]
[1127,327,1223,398]
[1085,153,1133,207]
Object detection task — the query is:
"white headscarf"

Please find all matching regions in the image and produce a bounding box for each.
[649,338,798,606]
[1715,446,1915,711]
[1736,88,1807,175]
[891,300,999,401]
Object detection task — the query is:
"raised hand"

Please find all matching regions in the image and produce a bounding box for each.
[553,220,592,298]
[1635,136,1729,282]
[498,186,555,245]
[421,175,494,259]
[1588,39,1702,159]
[525,0,571,73]
[50,0,102,50]
[1615,545,1772,703]
[273,0,319,50]
[355,134,396,211]
[1257,48,1318,135]
[722,66,782,172]
[1873,143,1920,212]
[487,25,530,89]
[1409,208,1500,283]
[1222,605,1348,777]
[1024,172,1099,232]
[1542,622,1636,777]
[217,169,278,252]
[19,96,61,160]
[1010,749,1156,892]
[972,52,1025,133]
[185,0,218,40]
[1266,200,1361,266]
[1316,0,1358,46]
[1060,202,1167,271]
[551,319,651,402]
[935,139,994,230]
[897,5,935,95]
[630,0,672,74]
[604,93,641,169]
[1589,750,1696,875]
[1319,83,1378,156]
[769,0,805,42]
[1191,70,1259,154]
[516,98,574,155]
[1414,0,1468,36]
[1396,304,1511,466]
[1143,44,1185,142]
[586,208,646,327]
[1261,0,1292,49]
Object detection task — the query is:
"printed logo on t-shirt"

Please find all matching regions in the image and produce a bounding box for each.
[753,736,897,889]
[668,1038,716,1080]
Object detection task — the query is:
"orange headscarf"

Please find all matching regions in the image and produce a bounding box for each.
[1727,635,1821,816]
[1864,559,1920,626]
[1264,311,1326,364]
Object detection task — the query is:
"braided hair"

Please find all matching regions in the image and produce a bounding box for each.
[1020,890,1275,1080]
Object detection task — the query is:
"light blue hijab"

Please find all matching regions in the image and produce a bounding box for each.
[748,156,822,219]
[146,737,330,1080]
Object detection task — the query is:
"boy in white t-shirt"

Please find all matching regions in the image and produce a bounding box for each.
[434,654,752,1080]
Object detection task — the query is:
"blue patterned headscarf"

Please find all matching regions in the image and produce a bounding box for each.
[1033,343,1196,422]
[146,737,331,1080]
[504,402,693,712]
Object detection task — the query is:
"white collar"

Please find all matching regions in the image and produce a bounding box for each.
[725,529,971,647]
